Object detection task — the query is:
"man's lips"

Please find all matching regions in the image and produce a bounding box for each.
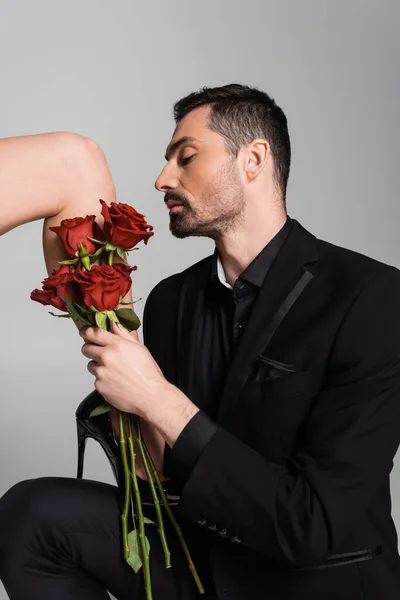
[166,199,185,209]
[169,205,184,215]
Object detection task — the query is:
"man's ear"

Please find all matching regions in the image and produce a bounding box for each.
[243,139,270,183]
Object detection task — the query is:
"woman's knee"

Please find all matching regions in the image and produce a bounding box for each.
[0,478,35,522]
[0,478,70,546]
[0,476,119,551]
[1,477,60,513]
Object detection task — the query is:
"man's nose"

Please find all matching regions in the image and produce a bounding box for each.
[154,164,179,192]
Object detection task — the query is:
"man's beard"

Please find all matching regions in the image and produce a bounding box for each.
[169,162,245,240]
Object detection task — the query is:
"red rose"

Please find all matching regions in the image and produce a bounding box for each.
[49,215,104,256]
[100,200,154,250]
[73,263,137,311]
[30,265,82,312]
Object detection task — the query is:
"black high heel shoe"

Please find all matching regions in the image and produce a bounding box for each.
[75,389,181,505]
[76,389,122,483]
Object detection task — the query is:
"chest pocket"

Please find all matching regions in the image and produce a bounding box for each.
[255,355,310,396]
[235,355,316,459]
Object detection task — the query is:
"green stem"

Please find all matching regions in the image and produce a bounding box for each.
[108,250,114,265]
[127,418,152,600]
[118,411,131,560]
[130,494,137,531]
[142,442,205,595]
[135,416,171,569]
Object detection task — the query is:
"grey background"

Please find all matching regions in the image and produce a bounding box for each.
[0,1,399,597]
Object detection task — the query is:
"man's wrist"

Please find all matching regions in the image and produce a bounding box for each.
[144,380,200,447]
[164,410,219,485]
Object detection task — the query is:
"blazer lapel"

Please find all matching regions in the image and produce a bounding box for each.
[216,220,319,421]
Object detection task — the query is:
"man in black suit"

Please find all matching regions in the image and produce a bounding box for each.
[142,84,400,598]
[1,84,400,600]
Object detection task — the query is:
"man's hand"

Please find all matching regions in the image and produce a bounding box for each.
[80,322,165,416]
[80,322,200,447]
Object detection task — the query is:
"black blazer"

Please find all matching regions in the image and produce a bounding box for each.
[143,219,400,600]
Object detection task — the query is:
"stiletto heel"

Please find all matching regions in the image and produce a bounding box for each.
[75,389,181,505]
[75,389,122,484]
[76,420,88,479]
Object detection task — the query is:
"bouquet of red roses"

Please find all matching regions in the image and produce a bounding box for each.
[30,200,150,331]
[31,200,204,599]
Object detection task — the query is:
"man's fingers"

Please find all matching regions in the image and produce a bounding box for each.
[129,329,139,341]
[79,326,113,345]
[111,321,140,341]
[81,342,103,361]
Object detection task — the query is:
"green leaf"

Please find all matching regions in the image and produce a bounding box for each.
[143,517,155,525]
[126,530,142,573]
[60,297,92,325]
[77,305,92,314]
[80,255,91,270]
[58,258,79,265]
[48,311,73,318]
[105,242,117,251]
[115,308,141,331]
[116,317,140,332]
[119,300,135,305]
[95,311,108,330]
[87,237,106,245]
[89,403,111,417]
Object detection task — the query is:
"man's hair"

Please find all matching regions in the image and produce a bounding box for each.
[173,84,291,201]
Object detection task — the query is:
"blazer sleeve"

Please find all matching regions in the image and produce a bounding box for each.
[168,268,400,567]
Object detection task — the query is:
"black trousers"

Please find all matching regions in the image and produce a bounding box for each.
[0,477,215,600]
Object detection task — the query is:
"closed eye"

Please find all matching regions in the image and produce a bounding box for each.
[180,155,196,166]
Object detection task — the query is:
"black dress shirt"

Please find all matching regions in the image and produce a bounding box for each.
[164,215,294,486]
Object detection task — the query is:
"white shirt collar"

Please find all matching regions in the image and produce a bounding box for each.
[216,253,233,290]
